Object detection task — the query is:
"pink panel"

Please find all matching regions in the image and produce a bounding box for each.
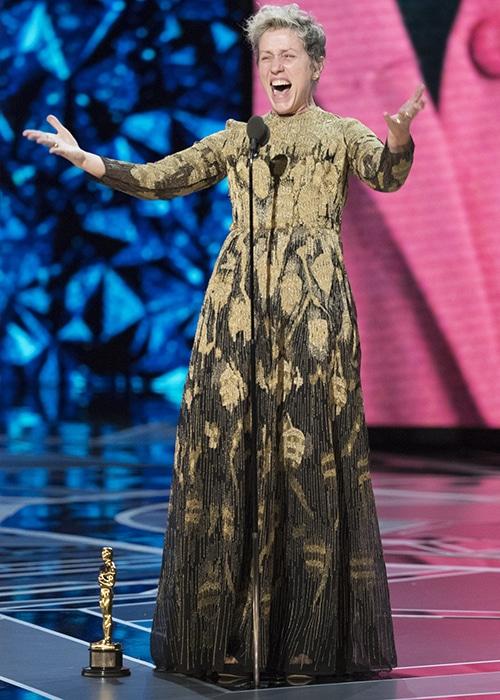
[252,0,500,426]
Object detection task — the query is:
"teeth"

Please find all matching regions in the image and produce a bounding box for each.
[271,80,291,87]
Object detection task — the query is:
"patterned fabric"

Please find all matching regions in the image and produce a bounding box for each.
[99,106,414,678]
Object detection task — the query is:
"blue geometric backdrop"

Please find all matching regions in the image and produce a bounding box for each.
[1,0,251,410]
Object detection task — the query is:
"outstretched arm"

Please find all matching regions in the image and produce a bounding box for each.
[344,84,425,192]
[23,115,229,200]
[98,133,228,200]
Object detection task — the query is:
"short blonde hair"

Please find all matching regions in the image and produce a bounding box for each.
[244,3,326,70]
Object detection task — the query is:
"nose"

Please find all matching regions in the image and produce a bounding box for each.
[270,57,284,73]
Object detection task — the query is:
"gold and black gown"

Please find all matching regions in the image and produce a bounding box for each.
[98,105,414,679]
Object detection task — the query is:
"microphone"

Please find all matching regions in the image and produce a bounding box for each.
[247,116,270,157]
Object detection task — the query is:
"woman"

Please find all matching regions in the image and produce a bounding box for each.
[23,3,424,689]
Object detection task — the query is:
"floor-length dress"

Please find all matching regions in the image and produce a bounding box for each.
[98,105,414,678]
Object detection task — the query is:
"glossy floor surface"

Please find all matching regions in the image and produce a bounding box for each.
[1,399,500,699]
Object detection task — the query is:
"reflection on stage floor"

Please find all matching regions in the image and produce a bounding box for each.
[1,394,500,699]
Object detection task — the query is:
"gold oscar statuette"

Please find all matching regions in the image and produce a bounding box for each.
[82,546,131,677]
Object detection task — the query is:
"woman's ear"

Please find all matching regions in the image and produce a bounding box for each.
[313,57,325,81]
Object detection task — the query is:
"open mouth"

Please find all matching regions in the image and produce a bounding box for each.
[271,80,292,96]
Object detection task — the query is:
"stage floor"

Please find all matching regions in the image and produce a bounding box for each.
[1,400,500,699]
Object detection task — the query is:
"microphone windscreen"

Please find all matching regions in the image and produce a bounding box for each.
[247,115,270,147]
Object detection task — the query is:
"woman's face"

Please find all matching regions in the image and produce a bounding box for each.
[257,28,320,116]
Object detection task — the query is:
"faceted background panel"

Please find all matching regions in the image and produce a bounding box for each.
[1,0,252,410]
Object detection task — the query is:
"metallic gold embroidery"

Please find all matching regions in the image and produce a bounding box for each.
[357,455,369,469]
[228,420,242,490]
[304,544,326,554]
[332,375,347,411]
[204,421,220,449]
[280,271,303,315]
[290,653,313,666]
[351,557,374,566]
[224,556,235,595]
[258,501,265,532]
[308,317,329,358]
[312,567,330,607]
[184,386,193,408]
[290,475,313,517]
[197,561,220,610]
[261,591,271,619]
[341,306,352,341]
[283,413,305,468]
[321,453,336,480]
[358,471,371,486]
[350,556,376,581]
[185,496,202,525]
[228,297,250,342]
[309,365,326,386]
[282,358,293,397]
[253,157,271,200]
[330,347,347,413]
[256,360,268,392]
[219,361,247,410]
[197,321,215,356]
[188,446,201,481]
[341,416,362,457]
[260,424,272,477]
[208,276,232,311]
[208,504,218,536]
[292,524,306,539]
[222,503,234,540]
[311,252,334,295]
[392,158,411,181]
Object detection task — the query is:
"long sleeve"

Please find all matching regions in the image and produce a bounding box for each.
[96,127,229,200]
[343,117,414,192]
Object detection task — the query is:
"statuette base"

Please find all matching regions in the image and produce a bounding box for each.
[82,642,131,677]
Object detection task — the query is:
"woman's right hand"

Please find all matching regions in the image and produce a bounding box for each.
[23,114,105,178]
[23,114,85,165]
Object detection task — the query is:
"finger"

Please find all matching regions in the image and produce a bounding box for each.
[409,100,425,115]
[23,129,51,139]
[37,134,55,146]
[397,109,412,122]
[386,115,401,127]
[413,83,425,101]
[383,112,395,127]
[36,133,60,150]
[22,128,58,151]
[23,128,56,142]
[46,114,73,139]
[47,114,63,131]
[28,132,50,144]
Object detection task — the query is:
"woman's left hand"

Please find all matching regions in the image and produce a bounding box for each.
[384,84,426,150]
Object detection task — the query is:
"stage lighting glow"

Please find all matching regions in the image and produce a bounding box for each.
[2,0,250,409]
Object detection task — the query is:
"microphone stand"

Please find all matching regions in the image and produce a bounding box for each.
[247,138,261,690]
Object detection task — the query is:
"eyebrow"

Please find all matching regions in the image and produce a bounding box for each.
[259,48,297,56]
